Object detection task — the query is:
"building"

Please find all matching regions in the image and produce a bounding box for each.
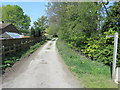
[0,23,19,34]
[0,22,23,39]
[0,32,22,39]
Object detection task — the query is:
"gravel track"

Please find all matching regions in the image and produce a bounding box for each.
[1,39,82,88]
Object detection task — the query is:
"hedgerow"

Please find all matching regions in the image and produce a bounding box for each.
[47,2,120,67]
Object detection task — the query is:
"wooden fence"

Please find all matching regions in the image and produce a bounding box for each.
[0,37,44,58]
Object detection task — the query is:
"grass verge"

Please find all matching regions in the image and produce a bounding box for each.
[1,40,47,72]
[56,39,117,88]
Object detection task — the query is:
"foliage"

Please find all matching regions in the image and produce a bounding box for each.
[47,2,120,67]
[56,39,117,88]
[30,27,36,37]
[101,2,120,33]
[1,5,31,31]
[30,16,48,37]
[82,29,115,66]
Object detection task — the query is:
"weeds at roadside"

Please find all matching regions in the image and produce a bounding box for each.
[56,39,117,88]
[49,43,52,46]
[46,47,50,49]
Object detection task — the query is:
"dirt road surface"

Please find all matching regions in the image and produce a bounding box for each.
[1,39,82,88]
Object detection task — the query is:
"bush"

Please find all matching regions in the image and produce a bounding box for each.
[79,29,119,67]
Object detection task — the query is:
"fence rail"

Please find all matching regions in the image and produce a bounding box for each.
[0,37,43,58]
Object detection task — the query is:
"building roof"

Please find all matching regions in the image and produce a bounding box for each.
[0,32,21,38]
[6,32,21,38]
[0,23,19,34]
[0,23,11,29]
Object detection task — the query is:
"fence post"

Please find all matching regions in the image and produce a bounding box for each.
[9,46,11,56]
[112,32,118,81]
[13,44,16,52]
[2,46,5,58]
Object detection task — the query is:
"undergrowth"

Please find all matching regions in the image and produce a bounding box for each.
[56,39,117,88]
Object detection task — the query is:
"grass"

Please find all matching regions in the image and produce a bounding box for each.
[46,47,50,49]
[56,39,118,88]
[49,42,52,46]
[1,40,47,71]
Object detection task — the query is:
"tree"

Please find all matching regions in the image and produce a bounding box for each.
[30,27,35,37]
[1,5,31,31]
[101,2,120,33]
[47,2,101,40]
[33,16,48,31]
[46,2,120,66]
[31,16,48,37]
[101,2,120,66]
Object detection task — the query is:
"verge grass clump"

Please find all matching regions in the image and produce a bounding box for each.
[56,39,117,88]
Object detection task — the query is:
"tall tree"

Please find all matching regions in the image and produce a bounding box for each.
[1,5,31,31]
[101,2,120,33]
[31,16,48,37]
[47,2,101,39]
[30,27,35,37]
[46,2,120,66]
